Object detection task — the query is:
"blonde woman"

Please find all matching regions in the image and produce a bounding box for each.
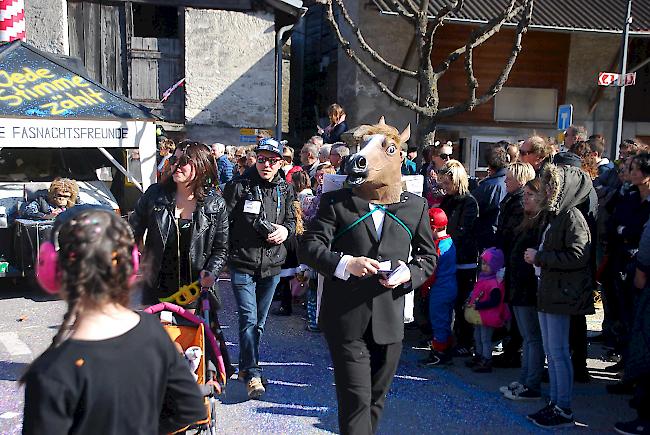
[438,160,479,357]
[493,161,536,368]
[497,162,536,256]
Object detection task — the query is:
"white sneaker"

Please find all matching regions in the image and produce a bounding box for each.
[499,381,523,395]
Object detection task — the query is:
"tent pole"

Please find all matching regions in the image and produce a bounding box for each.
[98,147,144,192]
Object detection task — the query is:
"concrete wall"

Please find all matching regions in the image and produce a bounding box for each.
[184,8,276,144]
[565,33,620,152]
[24,0,68,54]
[336,4,417,131]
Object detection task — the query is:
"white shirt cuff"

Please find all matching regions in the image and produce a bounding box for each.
[334,255,353,281]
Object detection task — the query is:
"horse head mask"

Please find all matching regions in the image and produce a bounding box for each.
[345,117,410,204]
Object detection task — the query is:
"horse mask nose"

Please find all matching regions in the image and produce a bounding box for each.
[345,134,385,186]
[345,154,368,186]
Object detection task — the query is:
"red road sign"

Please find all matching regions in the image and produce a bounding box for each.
[598,72,636,86]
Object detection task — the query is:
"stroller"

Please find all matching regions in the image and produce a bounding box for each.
[145,293,230,435]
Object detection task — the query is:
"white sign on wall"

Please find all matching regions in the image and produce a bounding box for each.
[0,117,155,148]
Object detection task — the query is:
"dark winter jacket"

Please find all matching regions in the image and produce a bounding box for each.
[495,188,524,258]
[535,165,595,316]
[471,168,507,251]
[321,121,348,144]
[440,193,479,266]
[508,223,544,306]
[129,183,229,290]
[608,186,650,254]
[222,166,296,278]
[626,221,650,381]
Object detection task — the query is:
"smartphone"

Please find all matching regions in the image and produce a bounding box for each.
[378,269,395,280]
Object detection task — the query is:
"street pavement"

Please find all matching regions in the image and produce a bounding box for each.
[0,276,635,434]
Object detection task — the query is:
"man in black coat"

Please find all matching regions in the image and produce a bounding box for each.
[299,127,437,435]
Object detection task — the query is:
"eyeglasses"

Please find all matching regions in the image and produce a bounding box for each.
[54,194,71,199]
[257,156,283,166]
[439,153,451,160]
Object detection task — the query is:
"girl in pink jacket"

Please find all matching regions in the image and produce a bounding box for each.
[465,247,510,373]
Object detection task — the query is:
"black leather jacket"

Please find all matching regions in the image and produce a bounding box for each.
[129,183,229,290]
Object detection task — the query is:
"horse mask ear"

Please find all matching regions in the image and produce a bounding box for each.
[378,116,386,125]
[400,124,411,144]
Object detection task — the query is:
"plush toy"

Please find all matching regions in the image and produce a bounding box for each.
[184,346,202,381]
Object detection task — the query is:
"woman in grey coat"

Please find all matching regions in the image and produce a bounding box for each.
[524,165,594,429]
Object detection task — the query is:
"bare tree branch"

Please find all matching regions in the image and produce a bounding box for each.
[433,0,520,76]
[435,0,534,119]
[425,0,464,60]
[333,0,417,77]
[464,42,479,109]
[323,0,434,116]
[398,0,420,16]
[385,0,417,18]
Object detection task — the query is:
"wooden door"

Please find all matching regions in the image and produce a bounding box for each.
[130,37,183,122]
[67,0,127,95]
[67,1,184,123]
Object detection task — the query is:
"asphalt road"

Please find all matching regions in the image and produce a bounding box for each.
[0,276,634,434]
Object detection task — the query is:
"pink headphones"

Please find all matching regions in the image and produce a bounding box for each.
[36,207,140,294]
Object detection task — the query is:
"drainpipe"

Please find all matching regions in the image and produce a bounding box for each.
[275,9,306,141]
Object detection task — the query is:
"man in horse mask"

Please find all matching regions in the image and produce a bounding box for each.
[299,120,437,435]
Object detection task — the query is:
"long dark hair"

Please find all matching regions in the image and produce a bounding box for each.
[516,178,546,233]
[291,170,311,192]
[164,142,217,201]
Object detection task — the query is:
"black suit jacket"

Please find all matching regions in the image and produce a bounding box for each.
[299,189,437,345]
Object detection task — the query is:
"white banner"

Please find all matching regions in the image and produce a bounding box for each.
[0,117,155,149]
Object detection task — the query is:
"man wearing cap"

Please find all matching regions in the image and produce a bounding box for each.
[222,138,296,399]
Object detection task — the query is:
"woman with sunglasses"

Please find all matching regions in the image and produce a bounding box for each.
[129,143,229,311]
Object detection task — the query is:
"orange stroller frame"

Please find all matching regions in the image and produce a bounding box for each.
[145,302,227,434]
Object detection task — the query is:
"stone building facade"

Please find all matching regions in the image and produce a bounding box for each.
[23,0,302,145]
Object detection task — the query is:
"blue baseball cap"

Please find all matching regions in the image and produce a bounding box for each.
[255,138,283,157]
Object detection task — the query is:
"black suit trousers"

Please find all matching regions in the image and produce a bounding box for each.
[326,323,402,435]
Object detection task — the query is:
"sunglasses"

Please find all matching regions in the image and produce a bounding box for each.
[257,156,283,165]
[54,194,71,199]
[519,149,532,156]
[169,154,191,167]
[439,153,451,160]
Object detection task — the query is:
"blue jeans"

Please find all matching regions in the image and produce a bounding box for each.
[538,312,573,409]
[513,306,544,391]
[473,325,494,360]
[429,288,456,346]
[230,269,281,380]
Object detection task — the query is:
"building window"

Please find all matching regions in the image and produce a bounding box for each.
[132,4,178,38]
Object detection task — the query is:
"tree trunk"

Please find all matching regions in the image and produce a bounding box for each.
[415,115,437,170]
